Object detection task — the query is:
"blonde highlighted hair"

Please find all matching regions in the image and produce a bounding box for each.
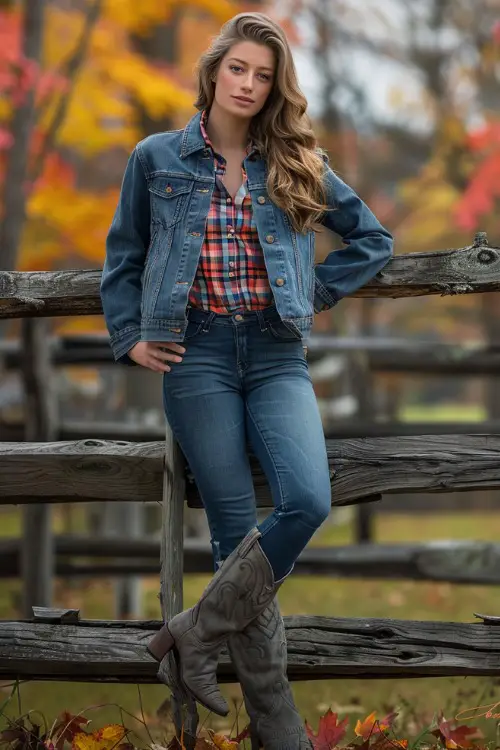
[194,12,332,234]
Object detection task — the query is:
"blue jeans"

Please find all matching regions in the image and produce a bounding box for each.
[162,304,332,582]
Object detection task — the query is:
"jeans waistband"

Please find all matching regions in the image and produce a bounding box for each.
[186,303,282,329]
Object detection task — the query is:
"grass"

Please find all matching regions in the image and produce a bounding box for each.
[1,508,500,746]
[398,403,487,422]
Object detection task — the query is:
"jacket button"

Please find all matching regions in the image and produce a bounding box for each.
[322,304,329,311]
[265,234,275,243]
[257,196,266,204]
[276,278,285,286]
[165,186,173,193]
[170,328,182,333]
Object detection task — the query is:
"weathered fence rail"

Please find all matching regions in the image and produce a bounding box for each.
[1,609,499,682]
[1,433,500,507]
[0,237,499,320]
[2,334,500,374]
[2,538,500,584]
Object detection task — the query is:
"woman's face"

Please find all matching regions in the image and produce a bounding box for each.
[213,40,276,119]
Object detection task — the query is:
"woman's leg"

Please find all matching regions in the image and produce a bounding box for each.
[244,334,332,581]
[161,327,258,566]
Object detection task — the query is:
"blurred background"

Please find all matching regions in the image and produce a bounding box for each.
[0,0,500,743]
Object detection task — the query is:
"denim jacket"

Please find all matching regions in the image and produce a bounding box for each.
[101,109,393,365]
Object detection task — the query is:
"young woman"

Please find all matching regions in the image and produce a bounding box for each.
[101,11,393,748]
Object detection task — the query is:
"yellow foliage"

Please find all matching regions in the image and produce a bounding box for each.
[103,0,236,34]
[25,176,119,268]
[71,725,127,750]
[14,0,242,269]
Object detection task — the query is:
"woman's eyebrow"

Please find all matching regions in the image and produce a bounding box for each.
[228,57,274,72]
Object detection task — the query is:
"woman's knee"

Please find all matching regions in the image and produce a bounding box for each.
[296,488,331,529]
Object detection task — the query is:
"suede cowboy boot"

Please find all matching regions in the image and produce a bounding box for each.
[147,527,284,717]
[227,598,312,750]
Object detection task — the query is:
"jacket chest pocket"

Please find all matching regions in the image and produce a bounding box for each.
[148,176,193,229]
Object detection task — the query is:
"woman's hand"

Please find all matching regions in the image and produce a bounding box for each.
[129,341,186,372]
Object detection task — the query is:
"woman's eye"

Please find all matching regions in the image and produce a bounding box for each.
[230,65,243,73]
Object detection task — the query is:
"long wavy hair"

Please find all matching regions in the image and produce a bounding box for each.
[193,12,333,234]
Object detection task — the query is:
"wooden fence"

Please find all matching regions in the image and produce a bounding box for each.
[1,231,500,744]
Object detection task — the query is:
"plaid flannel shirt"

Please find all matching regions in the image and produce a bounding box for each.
[187,109,274,313]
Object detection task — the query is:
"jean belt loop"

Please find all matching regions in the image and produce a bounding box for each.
[202,311,215,333]
[256,309,267,333]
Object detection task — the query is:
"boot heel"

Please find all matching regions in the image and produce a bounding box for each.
[147,624,174,661]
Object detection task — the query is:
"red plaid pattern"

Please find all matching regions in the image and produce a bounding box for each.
[187,109,274,313]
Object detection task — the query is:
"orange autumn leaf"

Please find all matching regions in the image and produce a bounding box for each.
[354,711,399,741]
[306,708,349,750]
[205,730,240,750]
[71,724,128,750]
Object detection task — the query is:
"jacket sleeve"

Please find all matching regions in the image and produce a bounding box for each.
[100,145,150,365]
[313,154,393,313]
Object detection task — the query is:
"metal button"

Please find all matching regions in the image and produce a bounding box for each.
[257,196,266,204]
[234,314,243,321]
[165,186,173,193]
[265,234,275,243]
[227,233,234,239]
[229,261,235,267]
[170,328,182,333]
[191,232,201,237]
[276,278,285,286]
[322,304,329,311]
[226,197,232,203]
[229,272,234,277]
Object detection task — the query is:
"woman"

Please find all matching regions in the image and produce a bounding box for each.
[100,11,393,748]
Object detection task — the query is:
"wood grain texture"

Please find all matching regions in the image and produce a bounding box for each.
[0,239,499,319]
[1,434,500,507]
[1,616,499,681]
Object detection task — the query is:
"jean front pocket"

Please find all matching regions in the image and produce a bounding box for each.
[265,318,302,342]
[183,319,205,341]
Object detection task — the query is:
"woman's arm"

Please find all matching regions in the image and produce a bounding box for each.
[313,156,393,313]
[100,145,150,365]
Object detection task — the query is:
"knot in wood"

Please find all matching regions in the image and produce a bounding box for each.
[477,248,497,265]
[374,627,395,639]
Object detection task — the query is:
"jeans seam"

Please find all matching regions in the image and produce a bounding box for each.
[245,402,288,513]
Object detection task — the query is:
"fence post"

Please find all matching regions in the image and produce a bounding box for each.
[156,421,199,747]
[21,318,57,616]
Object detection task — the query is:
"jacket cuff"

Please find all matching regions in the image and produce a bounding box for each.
[109,327,142,366]
[313,275,338,313]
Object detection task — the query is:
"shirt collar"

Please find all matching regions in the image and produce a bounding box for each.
[200,108,256,158]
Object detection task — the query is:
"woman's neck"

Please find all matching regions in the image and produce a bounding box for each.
[204,102,251,153]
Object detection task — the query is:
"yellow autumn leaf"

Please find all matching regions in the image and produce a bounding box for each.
[72,725,127,750]
[205,731,240,750]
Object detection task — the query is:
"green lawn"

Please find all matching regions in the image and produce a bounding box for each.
[1,508,500,747]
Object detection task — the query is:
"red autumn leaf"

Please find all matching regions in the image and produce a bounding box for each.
[455,150,500,230]
[306,708,349,750]
[232,725,250,745]
[492,20,500,44]
[0,128,14,150]
[51,710,90,750]
[431,713,483,749]
[355,711,399,741]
